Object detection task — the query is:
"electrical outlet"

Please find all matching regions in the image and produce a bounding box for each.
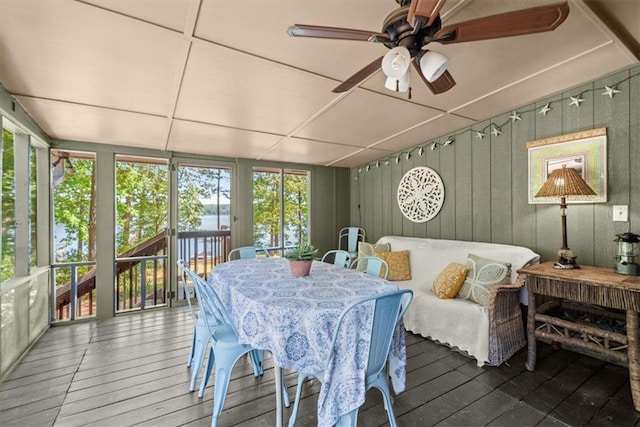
[613,205,628,222]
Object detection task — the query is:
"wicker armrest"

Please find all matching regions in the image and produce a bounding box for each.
[486,273,528,366]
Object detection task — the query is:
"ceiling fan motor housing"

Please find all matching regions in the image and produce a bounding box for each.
[382,6,442,56]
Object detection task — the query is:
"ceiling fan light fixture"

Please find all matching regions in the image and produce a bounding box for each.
[382,46,411,78]
[420,50,449,83]
[384,72,410,92]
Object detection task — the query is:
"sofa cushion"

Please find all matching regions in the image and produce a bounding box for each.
[377,250,411,281]
[431,263,468,298]
[457,253,511,306]
[357,242,391,272]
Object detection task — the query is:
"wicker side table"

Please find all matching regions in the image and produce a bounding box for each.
[519,262,640,411]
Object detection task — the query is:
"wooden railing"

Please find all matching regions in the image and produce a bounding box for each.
[53,229,231,320]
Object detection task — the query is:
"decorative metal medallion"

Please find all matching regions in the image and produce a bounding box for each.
[397,166,445,223]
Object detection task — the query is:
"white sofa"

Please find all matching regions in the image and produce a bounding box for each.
[376,236,540,366]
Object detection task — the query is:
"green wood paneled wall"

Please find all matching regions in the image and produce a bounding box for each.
[351,65,640,268]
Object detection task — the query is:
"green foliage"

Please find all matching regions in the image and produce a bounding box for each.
[284,244,317,261]
[53,158,94,261]
[253,170,309,250]
[1,128,15,281]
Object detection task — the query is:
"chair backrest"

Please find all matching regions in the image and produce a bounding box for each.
[338,227,365,254]
[228,246,270,260]
[177,260,198,320]
[177,260,238,339]
[326,290,413,379]
[350,256,389,279]
[321,250,351,268]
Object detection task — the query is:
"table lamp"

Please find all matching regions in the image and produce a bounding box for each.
[535,165,596,269]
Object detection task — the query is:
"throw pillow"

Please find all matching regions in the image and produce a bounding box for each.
[357,242,391,272]
[457,253,511,306]
[431,263,468,299]
[377,250,411,281]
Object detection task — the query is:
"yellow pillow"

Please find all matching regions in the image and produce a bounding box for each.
[377,250,411,281]
[431,263,469,299]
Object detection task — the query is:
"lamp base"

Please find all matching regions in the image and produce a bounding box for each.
[554,248,580,270]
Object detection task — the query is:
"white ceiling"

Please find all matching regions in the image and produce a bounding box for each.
[0,0,638,168]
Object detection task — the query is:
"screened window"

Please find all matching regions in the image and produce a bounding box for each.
[253,167,309,255]
[1,126,16,282]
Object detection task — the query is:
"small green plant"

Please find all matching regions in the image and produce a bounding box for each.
[284,244,318,261]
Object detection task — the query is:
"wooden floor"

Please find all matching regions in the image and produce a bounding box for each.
[1,306,640,427]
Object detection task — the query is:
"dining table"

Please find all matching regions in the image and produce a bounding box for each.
[208,257,407,427]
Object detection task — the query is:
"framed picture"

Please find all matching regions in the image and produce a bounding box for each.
[527,127,607,204]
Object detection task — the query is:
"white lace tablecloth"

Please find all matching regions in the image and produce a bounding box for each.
[209,257,406,427]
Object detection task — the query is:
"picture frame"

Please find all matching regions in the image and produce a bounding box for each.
[527,127,607,204]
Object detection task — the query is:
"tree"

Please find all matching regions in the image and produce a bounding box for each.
[284,173,308,246]
[1,129,15,281]
[253,171,281,248]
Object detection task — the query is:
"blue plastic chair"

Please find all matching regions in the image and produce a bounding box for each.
[178,260,288,426]
[177,263,224,393]
[177,261,263,388]
[228,246,270,260]
[338,227,365,259]
[287,289,413,427]
[350,256,389,279]
[321,249,351,268]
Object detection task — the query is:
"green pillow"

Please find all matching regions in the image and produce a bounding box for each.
[457,253,511,306]
[357,242,391,272]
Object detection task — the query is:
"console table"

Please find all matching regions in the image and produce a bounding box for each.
[519,262,640,411]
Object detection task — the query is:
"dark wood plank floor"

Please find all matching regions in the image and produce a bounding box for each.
[1,306,639,426]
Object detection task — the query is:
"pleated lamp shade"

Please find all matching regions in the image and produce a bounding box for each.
[535,165,596,198]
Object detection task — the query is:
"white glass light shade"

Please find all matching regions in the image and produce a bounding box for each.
[419,50,449,83]
[384,72,410,92]
[382,46,411,78]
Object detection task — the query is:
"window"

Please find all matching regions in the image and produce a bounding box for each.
[253,167,309,255]
[115,155,169,312]
[1,126,16,282]
[52,150,97,320]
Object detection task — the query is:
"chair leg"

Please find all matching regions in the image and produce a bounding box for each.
[211,348,251,426]
[287,373,309,427]
[249,349,264,376]
[199,347,215,398]
[371,377,397,427]
[190,336,209,392]
[335,409,358,427]
[187,325,196,368]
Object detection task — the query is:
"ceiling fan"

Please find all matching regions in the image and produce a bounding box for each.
[287,0,569,96]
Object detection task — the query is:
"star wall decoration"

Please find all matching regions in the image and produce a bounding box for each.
[569,96,585,107]
[539,103,552,116]
[602,85,621,98]
[356,71,634,175]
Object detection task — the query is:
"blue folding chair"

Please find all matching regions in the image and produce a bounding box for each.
[228,246,270,260]
[287,289,413,427]
[350,256,389,279]
[321,249,351,268]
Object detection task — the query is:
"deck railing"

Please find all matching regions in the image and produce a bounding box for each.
[52,229,231,321]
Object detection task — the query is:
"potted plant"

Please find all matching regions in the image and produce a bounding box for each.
[285,244,318,277]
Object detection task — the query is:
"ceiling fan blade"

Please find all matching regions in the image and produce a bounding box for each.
[288,24,389,42]
[434,2,569,44]
[332,56,384,93]
[407,0,447,29]
[412,58,456,94]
